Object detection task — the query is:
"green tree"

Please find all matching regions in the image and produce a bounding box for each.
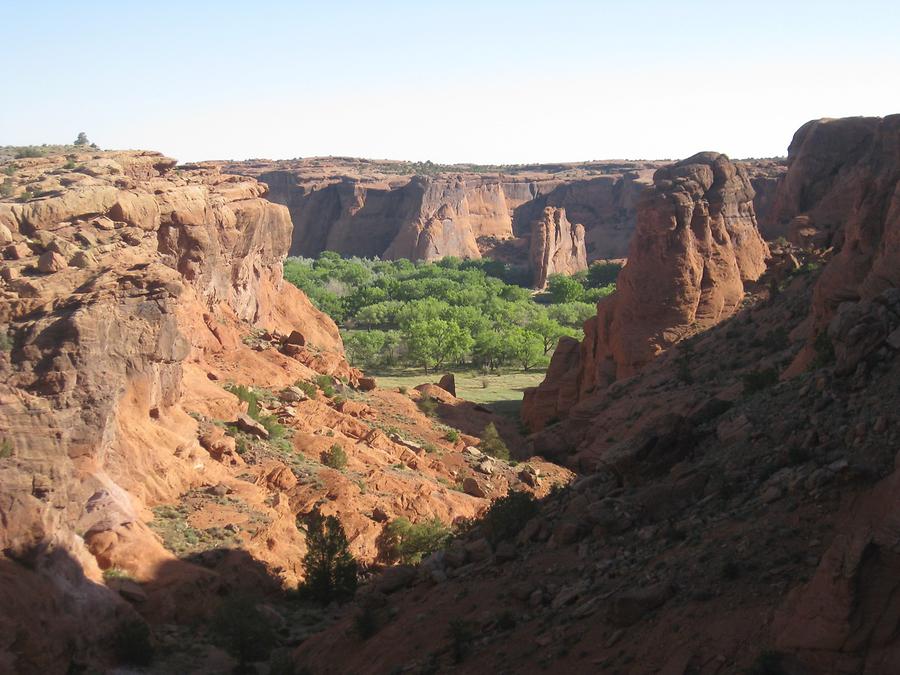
[586,261,623,287]
[506,327,546,370]
[74,132,90,146]
[344,330,387,368]
[405,319,473,372]
[527,316,569,354]
[546,274,585,303]
[383,517,451,564]
[472,329,506,371]
[546,301,596,327]
[298,509,358,603]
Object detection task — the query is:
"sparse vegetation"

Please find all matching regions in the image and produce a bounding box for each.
[298,508,358,603]
[383,517,452,564]
[479,422,510,460]
[315,374,336,397]
[444,429,460,443]
[417,393,438,416]
[322,443,348,470]
[294,379,318,399]
[0,178,14,198]
[102,567,133,581]
[225,383,288,440]
[0,439,12,459]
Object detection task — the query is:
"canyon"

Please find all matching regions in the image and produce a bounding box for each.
[0,114,898,674]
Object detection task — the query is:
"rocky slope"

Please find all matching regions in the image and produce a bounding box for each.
[290,115,900,675]
[523,152,770,430]
[0,151,569,673]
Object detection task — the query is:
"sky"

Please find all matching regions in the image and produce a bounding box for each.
[2,0,899,164]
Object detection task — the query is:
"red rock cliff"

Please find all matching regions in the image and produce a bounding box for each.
[523,152,769,430]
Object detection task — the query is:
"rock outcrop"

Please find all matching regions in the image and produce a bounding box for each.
[523,152,769,430]
[529,207,588,287]
[769,115,900,374]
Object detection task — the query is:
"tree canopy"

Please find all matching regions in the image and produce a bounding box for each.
[284,254,618,372]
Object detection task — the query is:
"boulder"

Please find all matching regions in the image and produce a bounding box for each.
[37,251,67,273]
[436,373,456,397]
[233,413,269,439]
[462,477,487,498]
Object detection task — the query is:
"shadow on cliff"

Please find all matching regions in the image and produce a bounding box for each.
[1,543,298,674]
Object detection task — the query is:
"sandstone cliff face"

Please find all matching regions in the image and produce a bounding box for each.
[218,159,665,285]
[523,153,769,430]
[769,116,900,374]
[529,207,587,288]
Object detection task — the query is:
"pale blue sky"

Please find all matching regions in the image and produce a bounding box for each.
[3,0,899,163]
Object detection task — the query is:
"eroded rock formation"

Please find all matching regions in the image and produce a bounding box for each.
[529,207,587,287]
[523,152,769,430]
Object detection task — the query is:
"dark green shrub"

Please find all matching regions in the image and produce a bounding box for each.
[322,444,348,470]
[481,490,538,544]
[226,383,261,417]
[298,509,358,603]
[479,422,509,460]
[0,179,14,198]
[14,147,42,159]
[445,429,460,443]
[112,619,155,666]
[315,374,335,397]
[294,380,318,399]
[742,368,779,394]
[211,595,276,664]
[383,517,451,564]
[811,330,834,369]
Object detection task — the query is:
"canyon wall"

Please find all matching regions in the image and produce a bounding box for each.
[223,157,783,287]
[523,152,770,431]
[222,159,666,285]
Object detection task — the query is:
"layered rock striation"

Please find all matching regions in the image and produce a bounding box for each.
[528,206,587,288]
